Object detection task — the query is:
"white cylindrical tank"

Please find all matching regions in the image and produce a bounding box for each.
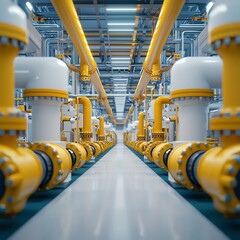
[15,57,69,142]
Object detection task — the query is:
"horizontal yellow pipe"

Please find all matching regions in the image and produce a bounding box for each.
[134,0,185,100]
[51,0,115,122]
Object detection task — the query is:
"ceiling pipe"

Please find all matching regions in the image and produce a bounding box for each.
[134,0,185,102]
[50,0,115,124]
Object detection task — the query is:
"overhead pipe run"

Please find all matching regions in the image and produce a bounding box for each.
[51,0,115,123]
[134,0,185,101]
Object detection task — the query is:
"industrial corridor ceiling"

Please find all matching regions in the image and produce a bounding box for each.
[19,0,209,123]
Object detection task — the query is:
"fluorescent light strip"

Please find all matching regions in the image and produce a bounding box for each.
[112,67,129,69]
[112,61,130,64]
[111,57,130,60]
[108,29,134,32]
[26,1,33,11]
[106,8,136,11]
[108,23,135,26]
[113,79,128,81]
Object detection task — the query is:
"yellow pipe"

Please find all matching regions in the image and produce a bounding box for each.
[196,7,240,215]
[79,63,90,81]
[51,0,115,123]
[137,112,145,141]
[134,0,185,101]
[151,58,161,81]
[76,97,92,142]
[98,116,105,141]
[152,96,172,141]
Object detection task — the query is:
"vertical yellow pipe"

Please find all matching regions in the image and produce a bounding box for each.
[137,112,145,141]
[98,116,105,141]
[152,95,172,141]
[76,97,92,142]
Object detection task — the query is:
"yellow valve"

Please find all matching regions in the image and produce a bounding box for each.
[0,146,42,215]
[152,142,173,170]
[168,142,210,191]
[78,142,93,162]
[197,145,240,215]
[89,142,102,157]
[29,142,71,191]
[66,142,87,170]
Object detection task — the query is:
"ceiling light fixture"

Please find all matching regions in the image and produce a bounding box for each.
[111,57,130,60]
[112,61,130,64]
[108,23,135,26]
[206,1,214,14]
[108,29,134,32]
[106,8,136,12]
[26,1,33,11]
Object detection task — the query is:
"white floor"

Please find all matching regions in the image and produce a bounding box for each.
[10,144,229,240]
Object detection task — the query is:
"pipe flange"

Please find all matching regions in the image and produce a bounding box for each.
[89,142,101,156]
[78,142,93,162]
[24,89,69,102]
[137,136,145,141]
[210,109,240,135]
[81,132,93,139]
[0,36,25,50]
[0,146,42,215]
[29,142,71,191]
[210,22,240,45]
[79,75,90,81]
[171,89,214,102]
[152,142,173,170]
[152,132,165,141]
[168,142,210,190]
[151,74,162,81]
[144,141,161,161]
[198,145,240,215]
[138,141,148,154]
[66,142,86,170]
[0,108,26,136]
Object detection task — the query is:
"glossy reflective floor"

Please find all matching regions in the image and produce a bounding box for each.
[10,144,228,240]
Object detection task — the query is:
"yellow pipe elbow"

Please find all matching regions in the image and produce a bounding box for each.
[152,95,172,141]
[137,112,145,141]
[98,116,105,141]
[77,97,93,141]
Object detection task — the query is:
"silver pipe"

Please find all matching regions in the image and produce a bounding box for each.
[181,31,201,58]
